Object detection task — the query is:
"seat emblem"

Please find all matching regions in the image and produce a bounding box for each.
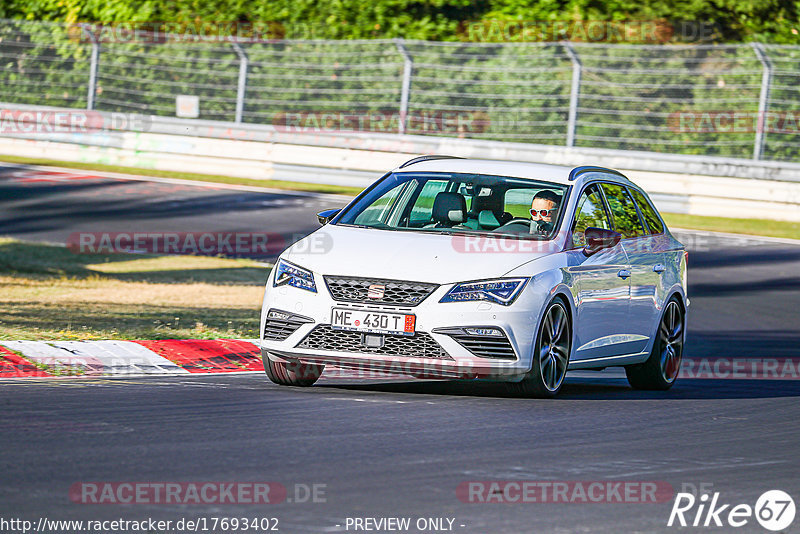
[367,284,385,299]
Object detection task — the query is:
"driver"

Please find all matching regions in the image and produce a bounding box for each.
[530,190,560,234]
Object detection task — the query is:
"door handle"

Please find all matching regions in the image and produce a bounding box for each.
[653,263,666,274]
[617,269,631,279]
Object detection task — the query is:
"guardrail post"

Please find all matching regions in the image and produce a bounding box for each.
[563,42,581,148]
[231,42,249,123]
[751,42,773,160]
[394,39,413,135]
[83,25,100,111]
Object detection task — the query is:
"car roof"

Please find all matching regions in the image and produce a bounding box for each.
[391,157,632,187]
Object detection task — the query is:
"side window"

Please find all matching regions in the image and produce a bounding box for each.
[409,180,449,223]
[630,188,664,235]
[601,183,645,239]
[571,184,611,248]
[353,182,408,226]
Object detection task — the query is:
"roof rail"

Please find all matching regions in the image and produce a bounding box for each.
[568,166,628,181]
[398,155,464,169]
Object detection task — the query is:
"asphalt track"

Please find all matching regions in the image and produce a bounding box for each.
[1,164,800,533]
[0,164,335,252]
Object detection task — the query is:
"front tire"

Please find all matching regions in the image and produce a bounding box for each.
[262,351,323,387]
[509,299,571,398]
[625,298,684,390]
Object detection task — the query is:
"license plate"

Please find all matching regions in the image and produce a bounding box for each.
[331,308,415,336]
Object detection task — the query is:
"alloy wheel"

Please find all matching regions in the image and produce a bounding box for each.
[539,302,570,392]
[658,300,684,383]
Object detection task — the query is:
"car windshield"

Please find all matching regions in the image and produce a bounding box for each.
[335,172,569,239]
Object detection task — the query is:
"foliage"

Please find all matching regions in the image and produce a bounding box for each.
[2,0,800,43]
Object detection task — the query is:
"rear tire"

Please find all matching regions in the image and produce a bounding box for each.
[262,351,323,387]
[625,298,684,390]
[509,299,571,398]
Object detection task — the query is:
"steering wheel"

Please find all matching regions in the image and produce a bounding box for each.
[491,218,531,233]
[497,218,553,236]
[503,218,532,226]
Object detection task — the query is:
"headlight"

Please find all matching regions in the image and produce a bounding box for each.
[273,259,317,293]
[439,278,528,306]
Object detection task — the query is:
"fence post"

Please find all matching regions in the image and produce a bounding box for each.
[82,25,100,111]
[394,39,413,135]
[563,42,581,148]
[231,42,249,123]
[751,42,772,160]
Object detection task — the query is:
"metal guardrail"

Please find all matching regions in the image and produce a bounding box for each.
[3,101,800,183]
[2,19,800,163]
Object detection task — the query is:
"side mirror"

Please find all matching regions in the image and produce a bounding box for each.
[317,208,341,225]
[583,227,621,257]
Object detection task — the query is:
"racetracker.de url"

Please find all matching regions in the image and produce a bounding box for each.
[0,516,280,533]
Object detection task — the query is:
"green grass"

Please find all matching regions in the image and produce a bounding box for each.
[0,238,270,341]
[661,213,800,240]
[0,154,364,197]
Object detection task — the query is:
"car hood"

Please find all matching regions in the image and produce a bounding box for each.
[283,224,560,284]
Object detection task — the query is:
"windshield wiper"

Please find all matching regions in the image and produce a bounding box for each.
[339,223,384,230]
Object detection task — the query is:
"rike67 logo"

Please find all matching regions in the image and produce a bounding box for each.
[668,490,795,531]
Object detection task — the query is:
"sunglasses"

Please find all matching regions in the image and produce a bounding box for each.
[530,208,556,217]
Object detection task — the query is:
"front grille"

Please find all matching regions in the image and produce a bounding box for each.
[297,325,451,359]
[263,310,313,341]
[324,276,438,307]
[438,329,517,360]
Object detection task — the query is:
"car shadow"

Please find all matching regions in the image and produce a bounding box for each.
[314,375,800,400]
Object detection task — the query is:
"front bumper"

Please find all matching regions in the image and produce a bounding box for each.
[260,271,551,380]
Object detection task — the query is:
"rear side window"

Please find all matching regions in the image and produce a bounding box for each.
[630,188,664,235]
[571,184,611,248]
[601,183,645,239]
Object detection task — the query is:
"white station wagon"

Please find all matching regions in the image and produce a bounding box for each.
[260,157,687,397]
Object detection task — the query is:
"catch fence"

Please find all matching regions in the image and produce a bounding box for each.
[1,20,799,161]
